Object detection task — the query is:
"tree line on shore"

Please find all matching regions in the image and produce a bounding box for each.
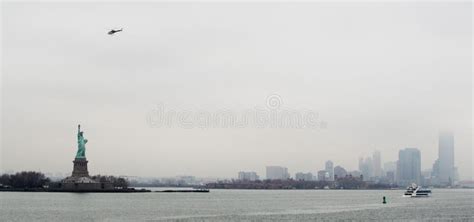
[206,175,397,190]
[91,175,129,189]
[0,171,129,189]
[0,171,50,188]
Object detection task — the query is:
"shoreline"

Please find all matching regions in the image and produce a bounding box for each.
[0,188,151,193]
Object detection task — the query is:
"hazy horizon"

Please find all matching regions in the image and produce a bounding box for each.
[1,2,472,180]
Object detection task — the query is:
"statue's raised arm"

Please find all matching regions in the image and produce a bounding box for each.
[77,124,81,140]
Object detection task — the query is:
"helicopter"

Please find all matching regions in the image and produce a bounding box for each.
[108,28,123,35]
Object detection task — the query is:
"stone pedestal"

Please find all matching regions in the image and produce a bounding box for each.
[57,157,113,191]
[72,158,89,177]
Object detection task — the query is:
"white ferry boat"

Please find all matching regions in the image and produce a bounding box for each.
[403,183,431,197]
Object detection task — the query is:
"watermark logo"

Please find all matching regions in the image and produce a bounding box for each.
[266,94,282,110]
[146,94,327,130]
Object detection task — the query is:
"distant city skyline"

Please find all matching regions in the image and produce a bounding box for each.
[0,131,469,182]
[234,132,461,186]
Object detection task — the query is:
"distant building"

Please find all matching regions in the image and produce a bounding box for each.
[383,161,397,183]
[177,176,197,185]
[431,159,440,185]
[421,169,432,185]
[295,172,313,181]
[348,170,362,178]
[373,150,382,178]
[384,161,397,173]
[317,170,329,181]
[432,159,440,178]
[386,171,395,184]
[453,167,459,182]
[238,171,259,181]
[438,132,455,185]
[325,160,334,181]
[397,148,421,186]
[333,166,347,179]
[266,166,290,180]
[458,180,474,188]
[358,157,364,174]
[359,157,373,181]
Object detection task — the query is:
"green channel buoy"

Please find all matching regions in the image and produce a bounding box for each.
[383,196,387,204]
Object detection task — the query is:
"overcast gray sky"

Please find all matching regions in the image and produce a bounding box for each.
[1,2,472,179]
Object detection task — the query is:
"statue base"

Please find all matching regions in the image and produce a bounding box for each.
[52,157,114,192]
[72,158,89,177]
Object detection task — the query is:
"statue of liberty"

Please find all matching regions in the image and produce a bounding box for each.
[76,124,88,158]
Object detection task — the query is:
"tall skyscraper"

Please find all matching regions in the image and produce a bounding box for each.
[266,166,290,180]
[397,148,421,186]
[325,160,334,181]
[438,132,454,184]
[373,150,382,178]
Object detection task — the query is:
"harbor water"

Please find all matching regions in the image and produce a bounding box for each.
[1,189,473,221]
